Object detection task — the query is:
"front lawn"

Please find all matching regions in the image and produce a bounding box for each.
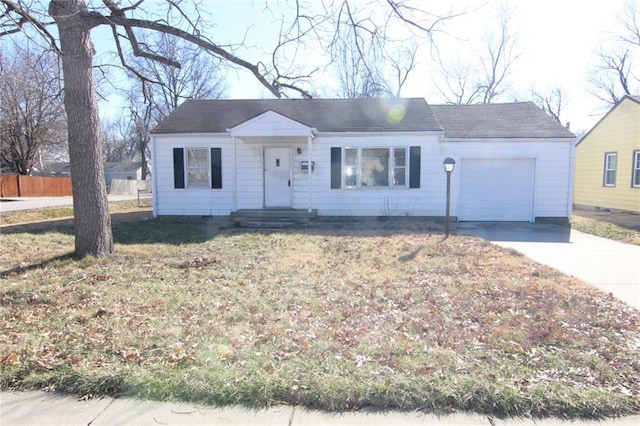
[0,217,638,419]
[572,214,640,246]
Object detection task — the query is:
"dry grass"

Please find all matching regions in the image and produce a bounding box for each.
[0,217,638,418]
[572,213,640,246]
[0,198,152,227]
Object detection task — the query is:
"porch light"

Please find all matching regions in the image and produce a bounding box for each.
[443,157,456,238]
[443,157,456,173]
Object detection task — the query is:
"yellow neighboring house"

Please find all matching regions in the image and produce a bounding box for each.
[574,95,640,213]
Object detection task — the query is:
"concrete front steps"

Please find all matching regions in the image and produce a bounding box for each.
[230,209,318,228]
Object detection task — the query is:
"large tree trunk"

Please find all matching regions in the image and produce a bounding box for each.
[50,0,113,257]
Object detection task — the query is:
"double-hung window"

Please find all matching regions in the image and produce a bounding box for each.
[342,147,407,188]
[393,147,407,186]
[331,146,420,189]
[604,152,617,187]
[633,151,640,188]
[187,148,209,187]
[173,147,223,189]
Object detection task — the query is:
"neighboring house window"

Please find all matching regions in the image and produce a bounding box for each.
[331,146,420,189]
[633,150,640,188]
[173,147,222,189]
[603,152,617,187]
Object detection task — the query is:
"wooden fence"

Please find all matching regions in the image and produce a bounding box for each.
[0,175,73,197]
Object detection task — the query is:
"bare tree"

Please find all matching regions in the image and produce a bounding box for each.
[432,3,518,104]
[99,98,150,180]
[129,34,227,122]
[588,0,639,108]
[100,120,133,163]
[121,89,152,180]
[332,37,419,98]
[0,45,66,175]
[0,0,453,258]
[620,0,640,47]
[477,6,518,103]
[121,35,227,179]
[332,25,391,98]
[589,48,634,106]
[387,45,419,98]
[530,86,568,127]
[431,58,481,105]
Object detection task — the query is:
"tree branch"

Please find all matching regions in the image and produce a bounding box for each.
[102,0,180,68]
[0,0,60,52]
[102,15,280,97]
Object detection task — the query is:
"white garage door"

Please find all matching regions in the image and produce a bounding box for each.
[459,158,535,222]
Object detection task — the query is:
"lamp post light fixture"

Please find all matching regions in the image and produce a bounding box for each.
[443,157,456,238]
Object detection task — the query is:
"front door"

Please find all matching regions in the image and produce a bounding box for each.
[264,147,291,207]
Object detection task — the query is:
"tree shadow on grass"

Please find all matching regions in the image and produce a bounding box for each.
[0,252,75,278]
[1,215,448,277]
[112,215,232,245]
[2,213,449,247]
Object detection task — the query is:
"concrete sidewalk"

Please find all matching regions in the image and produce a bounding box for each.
[0,194,149,213]
[2,391,640,426]
[455,222,640,310]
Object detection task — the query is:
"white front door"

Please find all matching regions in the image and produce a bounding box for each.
[264,147,292,207]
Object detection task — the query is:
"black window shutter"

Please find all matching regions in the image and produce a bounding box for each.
[211,148,222,189]
[409,146,421,189]
[173,148,185,189]
[330,147,342,189]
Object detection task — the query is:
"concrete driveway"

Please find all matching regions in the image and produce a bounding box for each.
[455,222,640,310]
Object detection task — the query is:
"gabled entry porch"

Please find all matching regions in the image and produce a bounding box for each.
[227,110,317,213]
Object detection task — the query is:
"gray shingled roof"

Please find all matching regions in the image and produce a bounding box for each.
[151,98,441,133]
[429,102,575,139]
[151,98,575,139]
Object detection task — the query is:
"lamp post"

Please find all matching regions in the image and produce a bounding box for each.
[443,157,456,238]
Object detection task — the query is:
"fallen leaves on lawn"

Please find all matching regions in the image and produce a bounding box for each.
[0,222,638,417]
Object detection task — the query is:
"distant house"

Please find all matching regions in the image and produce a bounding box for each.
[34,162,71,177]
[574,95,640,214]
[149,98,576,222]
[104,162,143,186]
[36,161,144,187]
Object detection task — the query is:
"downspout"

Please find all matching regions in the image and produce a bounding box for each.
[150,136,159,217]
[567,138,577,220]
[308,129,317,213]
[307,133,313,213]
[233,135,238,212]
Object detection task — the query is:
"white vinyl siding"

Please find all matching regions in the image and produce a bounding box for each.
[299,137,573,219]
[152,135,234,216]
[152,132,574,221]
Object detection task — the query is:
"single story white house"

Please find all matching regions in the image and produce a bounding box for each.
[150,98,576,222]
